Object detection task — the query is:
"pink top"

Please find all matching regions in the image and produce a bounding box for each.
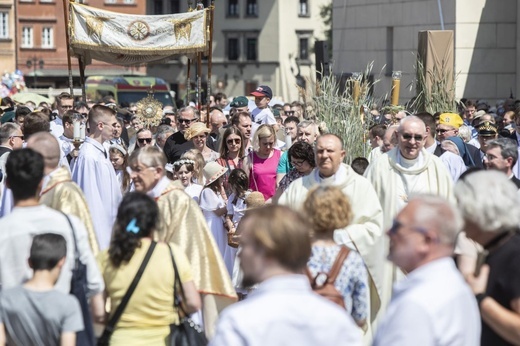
[249,149,281,200]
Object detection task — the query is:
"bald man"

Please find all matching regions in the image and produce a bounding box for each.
[279,134,385,337]
[364,116,454,319]
[27,132,99,255]
[209,108,227,150]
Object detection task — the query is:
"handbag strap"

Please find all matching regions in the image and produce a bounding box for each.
[327,245,350,284]
[104,241,157,333]
[167,244,188,318]
[60,212,79,263]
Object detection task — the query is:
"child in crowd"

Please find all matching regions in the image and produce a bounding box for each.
[173,159,203,203]
[181,149,206,185]
[109,144,132,193]
[0,234,84,346]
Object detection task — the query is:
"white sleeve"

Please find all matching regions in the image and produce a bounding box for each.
[70,216,105,296]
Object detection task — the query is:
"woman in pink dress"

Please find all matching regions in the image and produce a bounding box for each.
[244,124,281,201]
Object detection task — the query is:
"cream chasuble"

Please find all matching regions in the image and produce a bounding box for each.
[40,166,99,255]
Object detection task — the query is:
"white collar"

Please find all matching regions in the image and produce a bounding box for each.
[147,176,170,199]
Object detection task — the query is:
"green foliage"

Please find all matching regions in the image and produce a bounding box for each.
[313,64,380,163]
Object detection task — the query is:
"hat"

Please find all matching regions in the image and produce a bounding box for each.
[202,162,228,186]
[250,85,273,99]
[477,121,498,136]
[0,111,15,124]
[438,113,463,129]
[230,96,249,108]
[184,122,211,141]
[244,191,265,210]
[476,100,489,111]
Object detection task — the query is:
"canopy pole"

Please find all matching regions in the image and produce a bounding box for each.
[62,0,74,95]
[186,58,191,107]
[196,53,203,122]
[206,3,215,117]
[79,57,86,101]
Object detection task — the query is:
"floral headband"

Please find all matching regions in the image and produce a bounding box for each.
[173,159,195,167]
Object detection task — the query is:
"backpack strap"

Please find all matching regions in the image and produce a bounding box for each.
[327,246,350,284]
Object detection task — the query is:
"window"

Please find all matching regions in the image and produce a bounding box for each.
[170,0,180,13]
[21,27,33,48]
[0,12,8,39]
[228,0,239,17]
[123,0,135,3]
[246,38,257,61]
[246,0,257,16]
[154,0,163,14]
[105,0,116,4]
[299,37,309,60]
[42,27,53,48]
[228,38,239,61]
[299,0,309,16]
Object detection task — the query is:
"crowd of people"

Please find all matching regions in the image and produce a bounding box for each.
[0,87,518,346]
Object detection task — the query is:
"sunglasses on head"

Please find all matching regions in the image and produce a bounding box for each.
[138,138,152,144]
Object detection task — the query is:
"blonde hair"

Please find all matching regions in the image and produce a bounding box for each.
[303,186,353,234]
[181,149,205,183]
[253,124,276,150]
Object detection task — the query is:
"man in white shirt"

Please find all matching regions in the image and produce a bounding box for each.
[210,205,361,346]
[373,195,481,345]
[50,92,74,138]
[72,105,122,250]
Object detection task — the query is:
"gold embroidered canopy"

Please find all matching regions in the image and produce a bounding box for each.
[69,3,209,66]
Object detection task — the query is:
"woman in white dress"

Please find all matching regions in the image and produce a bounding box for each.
[173,158,203,203]
[199,162,235,275]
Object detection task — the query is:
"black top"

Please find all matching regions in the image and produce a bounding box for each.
[482,231,520,346]
[511,176,520,189]
[163,131,193,163]
[466,143,484,168]
[0,146,12,158]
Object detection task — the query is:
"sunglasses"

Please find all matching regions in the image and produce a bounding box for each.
[10,135,24,140]
[227,138,241,145]
[137,138,152,144]
[388,219,427,235]
[178,118,196,124]
[401,133,424,141]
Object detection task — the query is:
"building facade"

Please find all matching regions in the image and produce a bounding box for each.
[17,0,147,89]
[147,0,329,103]
[0,0,16,73]
[332,0,519,104]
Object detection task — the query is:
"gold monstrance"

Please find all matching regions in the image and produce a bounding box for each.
[136,88,163,128]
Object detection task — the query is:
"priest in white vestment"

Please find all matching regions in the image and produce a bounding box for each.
[279,134,385,339]
[72,105,122,250]
[364,116,454,322]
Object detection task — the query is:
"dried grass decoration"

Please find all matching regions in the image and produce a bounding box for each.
[135,88,164,128]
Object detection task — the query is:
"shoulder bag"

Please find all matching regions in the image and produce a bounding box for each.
[167,244,208,346]
[97,241,157,346]
[62,212,96,346]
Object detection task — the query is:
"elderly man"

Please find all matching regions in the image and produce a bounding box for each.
[0,123,23,173]
[72,105,122,250]
[381,125,398,153]
[485,138,520,188]
[455,171,520,345]
[135,128,153,149]
[163,106,204,162]
[155,124,175,150]
[50,92,74,138]
[279,133,385,330]
[210,205,362,346]
[127,146,236,336]
[209,108,227,150]
[374,195,480,345]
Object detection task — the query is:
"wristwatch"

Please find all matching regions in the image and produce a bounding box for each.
[475,293,488,307]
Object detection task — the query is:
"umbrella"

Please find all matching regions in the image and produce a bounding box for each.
[11,92,52,106]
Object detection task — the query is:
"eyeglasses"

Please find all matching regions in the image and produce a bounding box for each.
[178,118,197,124]
[137,138,152,144]
[401,133,424,141]
[388,219,427,235]
[290,159,305,167]
[126,166,155,175]
[10,135,24,140]
[227,138,241,145]
[435,129,453,134]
